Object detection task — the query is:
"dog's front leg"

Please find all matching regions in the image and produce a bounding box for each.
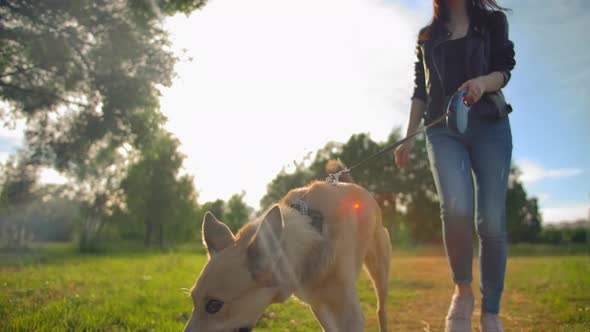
[309,288,364,332]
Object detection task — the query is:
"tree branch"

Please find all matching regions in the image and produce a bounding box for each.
[0,81,90,108]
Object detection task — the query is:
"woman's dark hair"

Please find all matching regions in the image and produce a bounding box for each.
[420,0,510,40]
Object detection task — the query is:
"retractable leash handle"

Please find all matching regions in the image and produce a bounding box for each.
[446,89,471,135]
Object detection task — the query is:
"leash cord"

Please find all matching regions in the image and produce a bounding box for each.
[326,112,448,183]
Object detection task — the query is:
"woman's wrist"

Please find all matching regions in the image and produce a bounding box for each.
[479,72,504,93]
[404,129,418,143]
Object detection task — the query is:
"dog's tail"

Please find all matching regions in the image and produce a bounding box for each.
[325,159,354,183]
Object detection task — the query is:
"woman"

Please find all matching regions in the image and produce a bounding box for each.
[395,0,515,331]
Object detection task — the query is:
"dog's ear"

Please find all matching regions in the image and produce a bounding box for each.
[251,205,284,253]
[247,205,284,277]
[202,211,234,257]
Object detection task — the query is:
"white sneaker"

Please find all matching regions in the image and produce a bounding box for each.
[445,292,474,332]
[481,312,504,332]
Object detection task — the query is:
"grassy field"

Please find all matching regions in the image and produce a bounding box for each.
[0,243,588,331]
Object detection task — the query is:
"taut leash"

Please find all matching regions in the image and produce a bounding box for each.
[325,111,448,184]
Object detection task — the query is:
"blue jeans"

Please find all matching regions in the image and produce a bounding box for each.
[425,115,512,314]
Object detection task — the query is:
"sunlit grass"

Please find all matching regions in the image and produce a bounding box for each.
[0,244,588,331]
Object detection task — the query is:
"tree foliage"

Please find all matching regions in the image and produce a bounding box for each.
[0,153,39,248]
[506,166,542,243]
[224,192,253,233]
[120,130,198,248]
[0,0,204,164]
[1,0,207,250]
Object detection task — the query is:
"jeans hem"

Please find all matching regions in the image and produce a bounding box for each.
[453,279,473,285]
[481,306,500,315]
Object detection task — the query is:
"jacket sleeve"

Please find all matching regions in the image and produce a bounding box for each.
[489,11,516,87]
[412,41,427,102]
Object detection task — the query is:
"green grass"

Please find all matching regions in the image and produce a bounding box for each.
[0,243,588,331]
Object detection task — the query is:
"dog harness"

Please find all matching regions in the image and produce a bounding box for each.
[289,200,324,233]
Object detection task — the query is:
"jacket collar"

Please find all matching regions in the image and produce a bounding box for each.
[430,20,485,45]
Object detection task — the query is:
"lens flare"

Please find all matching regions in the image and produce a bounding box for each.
[353,202,360,209]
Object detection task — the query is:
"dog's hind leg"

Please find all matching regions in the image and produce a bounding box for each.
[310,286,365,332]
[364,222,392,332]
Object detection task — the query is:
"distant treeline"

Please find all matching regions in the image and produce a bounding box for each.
[537,223,589,245]
[2,132,587,251]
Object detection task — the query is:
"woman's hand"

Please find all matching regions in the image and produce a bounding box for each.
[459,77,487,105]
[394,139,415,170]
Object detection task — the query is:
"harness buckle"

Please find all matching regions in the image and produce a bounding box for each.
[325,168,350,184]
[298,199,309,216]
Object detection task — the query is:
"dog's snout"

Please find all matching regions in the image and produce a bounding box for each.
[182,313,197,332]
[182,322,194,332]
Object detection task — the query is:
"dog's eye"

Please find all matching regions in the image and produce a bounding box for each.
[205,298,224,314]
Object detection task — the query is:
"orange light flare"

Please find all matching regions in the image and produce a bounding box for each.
[336,193,364,219]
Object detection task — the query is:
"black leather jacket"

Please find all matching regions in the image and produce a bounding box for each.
[412,11,516,125]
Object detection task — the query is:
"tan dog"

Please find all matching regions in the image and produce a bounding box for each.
[184,176,392,332]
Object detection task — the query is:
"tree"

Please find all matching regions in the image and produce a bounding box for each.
[1,0,206,249]
[224,192,253,233]
[166,174,200,242]
[200,199,225,221]
[1,0,207,164]
[120,130,198,248]
[0,153,39,249]
[260,160,317,209]
[506,165,542,243]
[25,187,79,242]
[192,199,225,243]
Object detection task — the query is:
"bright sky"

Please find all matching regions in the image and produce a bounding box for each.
[158,0,589,223]
[160,0,424,208]
[1,0,588,223]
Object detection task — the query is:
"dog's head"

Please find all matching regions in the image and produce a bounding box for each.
[184,205,289,332]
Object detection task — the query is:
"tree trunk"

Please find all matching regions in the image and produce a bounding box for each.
[79,213,103,252]
[145,219,152,247]
[16,225,24,249]
[159,222,164,251]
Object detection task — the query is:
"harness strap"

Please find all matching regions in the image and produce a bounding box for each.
[289,201,324,233]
